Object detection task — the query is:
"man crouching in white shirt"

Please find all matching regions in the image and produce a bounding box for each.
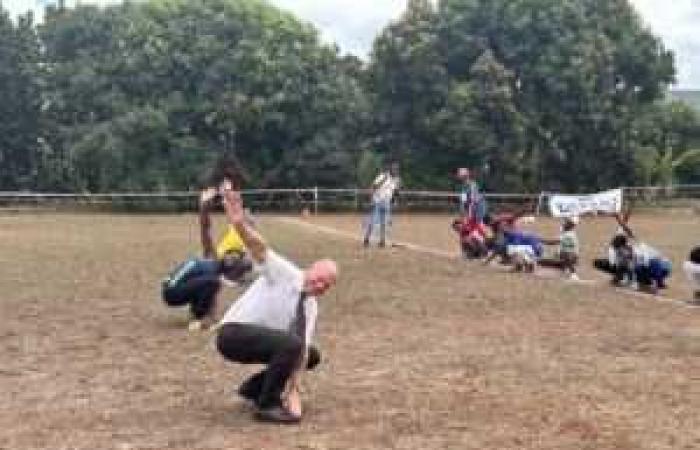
[215,185,338,424]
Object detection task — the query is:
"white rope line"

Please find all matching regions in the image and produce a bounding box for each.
[276,217,698,310]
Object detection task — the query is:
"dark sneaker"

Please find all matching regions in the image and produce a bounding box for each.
[255,405,301,424]
[378,240,386,248]
[363,238,370,248]
[237,373,265,403]
[237,383,259,403]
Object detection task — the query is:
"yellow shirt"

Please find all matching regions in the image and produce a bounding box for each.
[216,227,245,257]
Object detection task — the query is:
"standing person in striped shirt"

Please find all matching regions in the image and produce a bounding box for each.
[215,184,338,424]
[457,167,487,222]
[363,162,400,248]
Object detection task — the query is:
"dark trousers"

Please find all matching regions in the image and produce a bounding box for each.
[461,239,487,259]
[217,323,321,409]
[162,275,220,319]
[593,258,631,283]
[636,259,670,288]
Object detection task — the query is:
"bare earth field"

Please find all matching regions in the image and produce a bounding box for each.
[1,213,699,450]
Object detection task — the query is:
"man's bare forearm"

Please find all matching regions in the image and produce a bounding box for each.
[233,222,267,263]
[221,190,267,262]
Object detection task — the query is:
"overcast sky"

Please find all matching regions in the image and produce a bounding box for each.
[4,0,699,89]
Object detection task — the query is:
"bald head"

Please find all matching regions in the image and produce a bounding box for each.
[304,259,339,296]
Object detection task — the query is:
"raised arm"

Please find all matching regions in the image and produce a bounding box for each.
[199,188,217,258]
[220,186,267,263]
[614,212,635,239]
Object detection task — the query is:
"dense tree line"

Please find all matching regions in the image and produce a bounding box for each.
[0,0,698,193]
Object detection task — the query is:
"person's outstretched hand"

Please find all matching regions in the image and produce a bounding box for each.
[220,182,245,224]
[200,187,218,205]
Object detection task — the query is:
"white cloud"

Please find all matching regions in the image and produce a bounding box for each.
[4,0,699,88]
[629,0,700,89]
[270,0,406,57]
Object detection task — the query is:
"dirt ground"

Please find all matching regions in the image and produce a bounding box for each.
[1,213,699,450]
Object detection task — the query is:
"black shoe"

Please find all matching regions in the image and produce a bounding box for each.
[363,238,370,248]
[378,240,386,248]
[237,374,264,403]
[255,405,301,424]
[237,383,258,403]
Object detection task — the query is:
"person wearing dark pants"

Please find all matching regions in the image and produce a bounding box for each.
[216,184,338,424]
[594,212,671,293]
[634,251,672,293]
[161,186,253,330]
[162,269,221,319]
[593,234,635,286]
[217,323,322,407]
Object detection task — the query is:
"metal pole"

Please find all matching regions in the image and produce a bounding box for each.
[313,186,319,215]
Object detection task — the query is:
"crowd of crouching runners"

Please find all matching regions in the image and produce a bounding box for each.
[451,191,700,302]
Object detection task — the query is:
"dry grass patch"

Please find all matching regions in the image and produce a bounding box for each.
[0,213,698,449]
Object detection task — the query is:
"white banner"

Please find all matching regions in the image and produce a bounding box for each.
[548,188,623,217]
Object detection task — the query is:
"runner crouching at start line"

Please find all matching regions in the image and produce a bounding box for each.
[215,183,338,424]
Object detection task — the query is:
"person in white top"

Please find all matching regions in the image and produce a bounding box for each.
[683,246,700,303]
[363,162,400,247]
[215,184,338,424]
[593,210,671,293]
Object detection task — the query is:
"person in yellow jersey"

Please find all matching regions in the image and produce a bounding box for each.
[161,180,253,331]
[216,227,245,258]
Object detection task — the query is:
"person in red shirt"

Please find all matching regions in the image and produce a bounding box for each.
[452,216,490,259]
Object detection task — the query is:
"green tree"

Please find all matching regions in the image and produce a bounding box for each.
[635,101,700,186]
[369,0,676,192]
[0,7,42,190]
[39,0,369,191]
[368,0,448,187]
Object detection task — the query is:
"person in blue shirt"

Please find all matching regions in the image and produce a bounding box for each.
[632,242,672,293]
[503,230,545,258]
[484,226,546,269]
[457,167,487,222]
[593,211,671,293]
